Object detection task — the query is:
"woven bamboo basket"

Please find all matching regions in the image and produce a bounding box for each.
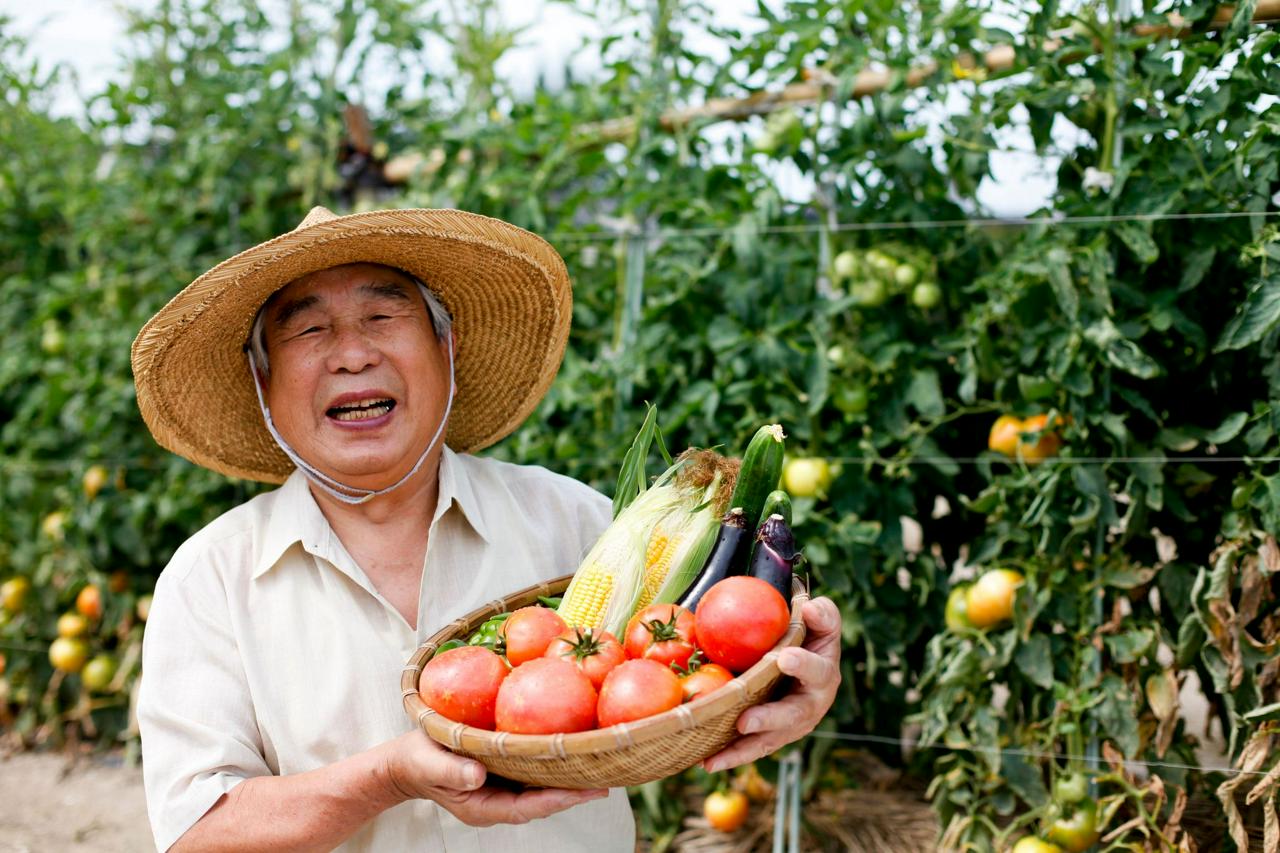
[401,573,809,789]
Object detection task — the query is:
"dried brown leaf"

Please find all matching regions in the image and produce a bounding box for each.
[1103,740,1128,775]
[1261,535,1280,576]
[1221,732,1276,852]
[1247,758,1280,806]
[1240,554,1266,626]
[1267,794,1279,853]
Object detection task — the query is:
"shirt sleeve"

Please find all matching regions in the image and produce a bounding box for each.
[138,543,272,852]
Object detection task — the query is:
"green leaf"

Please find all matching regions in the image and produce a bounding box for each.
[1178,247,1215,292]
[904,368,944,420]
[1003,751,1049,808]
[1204,411,1248,445]
[1115,222,1159,265]
[1243,702,1280,723]
[1094,674,1141,757]
[1046,248,1078,321]
[1105,628,1155,664]
[1105,339,1162,379]
[1015,634,1054,689]
[1215,274,1280,352]
[1176,618,1206,669]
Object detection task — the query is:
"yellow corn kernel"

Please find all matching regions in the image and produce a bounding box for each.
[560,567,615,629]
[635,528,674,610]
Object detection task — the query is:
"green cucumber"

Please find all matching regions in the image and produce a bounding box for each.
[758,489,793,526]
[727,424,786,533]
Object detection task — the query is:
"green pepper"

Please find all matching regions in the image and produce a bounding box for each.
[431,639,466,659]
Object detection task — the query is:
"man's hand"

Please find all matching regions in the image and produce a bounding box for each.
[379,730,608,826]
[702,596,842,773]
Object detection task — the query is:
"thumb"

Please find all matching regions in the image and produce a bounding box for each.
[412,738,488,792]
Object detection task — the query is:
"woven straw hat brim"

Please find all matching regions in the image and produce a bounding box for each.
[131,207,571,484]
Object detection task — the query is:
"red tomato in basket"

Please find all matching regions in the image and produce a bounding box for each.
[495,657,597,734]
[597,659,683,727]
[543,627,626,690]
[679,662,734,702]
[418,646,508,730]
[623,603,698,669]
[500,606,567,666]
[694,577,790,673]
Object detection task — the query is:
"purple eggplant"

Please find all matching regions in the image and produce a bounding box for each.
[748,514,800,601]
[677,508,750,612]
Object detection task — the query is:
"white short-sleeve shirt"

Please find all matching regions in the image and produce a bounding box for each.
[137,447,635,852]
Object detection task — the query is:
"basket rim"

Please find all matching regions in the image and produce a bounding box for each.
[401,573,808,758]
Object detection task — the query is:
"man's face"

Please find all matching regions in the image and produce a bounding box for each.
[261,263,450,488]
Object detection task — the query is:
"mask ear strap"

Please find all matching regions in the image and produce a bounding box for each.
[247,337,456,505]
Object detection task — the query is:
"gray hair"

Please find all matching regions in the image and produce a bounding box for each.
[248,272,452,377]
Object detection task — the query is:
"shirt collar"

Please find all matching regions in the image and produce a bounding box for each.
[251,446,491,579]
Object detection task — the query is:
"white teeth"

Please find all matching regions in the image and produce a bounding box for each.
[329,397,394,421]
[333,404,392,422]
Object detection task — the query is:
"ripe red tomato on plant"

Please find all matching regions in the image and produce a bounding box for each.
[495,657,597,734]
[623,603,697,669]
[679,661,734,702]
[597,659,683,727]
[704,789,749,832]
[543,627,626,689]
[417,645,508,730]
[694,577,790,673]
[499,605,567,666]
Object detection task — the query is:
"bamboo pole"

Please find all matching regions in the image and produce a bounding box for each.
[576,1,1280,143]
[382,1,1279,181]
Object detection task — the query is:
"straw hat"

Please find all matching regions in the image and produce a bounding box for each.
[131,206,572,484]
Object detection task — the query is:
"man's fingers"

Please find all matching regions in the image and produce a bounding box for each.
[800,597,842,656]
[702,732,779,773]
[437,786,609,826]
[776,646,840,688]
[507,787,610,823]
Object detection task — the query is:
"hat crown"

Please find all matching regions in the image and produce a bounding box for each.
[296,206,338,230]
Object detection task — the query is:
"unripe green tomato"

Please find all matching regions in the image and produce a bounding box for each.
[782,458,832,498]
[893,263,919,287]
[1054,773,1087,805]
[82,654,118,692]
[833,384,869,415]
[852,280,888,308]
[865,249,895,273]
[41,320,66,355]
[833,250,859,280]
[826,345,847,367]
[944,585,972,631]
[911,282,943,309]
[1231,484,1253,509]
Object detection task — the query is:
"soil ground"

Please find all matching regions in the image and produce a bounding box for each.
[0,751,151,852]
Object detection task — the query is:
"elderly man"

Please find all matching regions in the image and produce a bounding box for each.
[132,207,841,852]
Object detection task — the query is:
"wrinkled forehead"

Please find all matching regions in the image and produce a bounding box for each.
[263,262,422,324]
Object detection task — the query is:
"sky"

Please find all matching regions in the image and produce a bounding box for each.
[0,0,1060,216]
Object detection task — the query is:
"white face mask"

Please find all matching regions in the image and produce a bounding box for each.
[246,336,456,505]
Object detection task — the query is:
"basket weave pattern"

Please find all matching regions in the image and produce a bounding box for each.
[401,574,808,789]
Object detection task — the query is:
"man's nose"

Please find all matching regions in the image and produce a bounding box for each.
[325,323,382,373]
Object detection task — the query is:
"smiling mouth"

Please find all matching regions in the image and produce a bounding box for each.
[326,398,396,422]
